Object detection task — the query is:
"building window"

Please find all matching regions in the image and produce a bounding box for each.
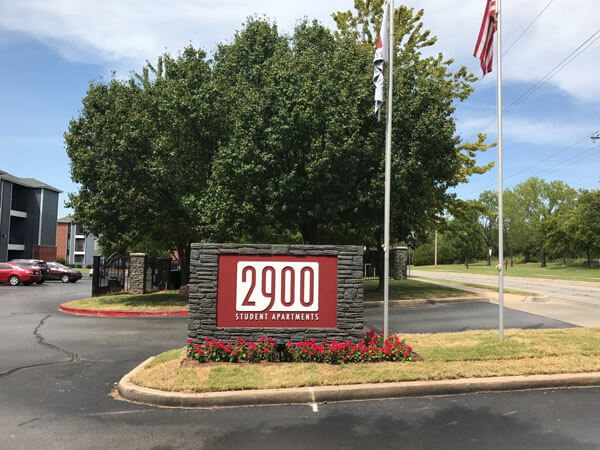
[75,239,85,252]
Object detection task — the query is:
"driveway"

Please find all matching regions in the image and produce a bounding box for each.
[411,269,600,327]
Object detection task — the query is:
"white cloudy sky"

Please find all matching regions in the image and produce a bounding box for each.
[1,0,599,216]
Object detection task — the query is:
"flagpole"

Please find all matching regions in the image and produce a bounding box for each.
[383,0,394,339]
[496,0,504,341]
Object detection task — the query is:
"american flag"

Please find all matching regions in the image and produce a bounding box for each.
[373,1,389,120]
[474,0,497,76]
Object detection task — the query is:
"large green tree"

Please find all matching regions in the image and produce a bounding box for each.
[567,190,600,267]
[66,47,216,283]
[333,1,493,285]
[504,178,576,266]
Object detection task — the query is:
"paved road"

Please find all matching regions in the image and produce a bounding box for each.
[411,270,600,305]
[3,280,598,449]
[411,270,600,327]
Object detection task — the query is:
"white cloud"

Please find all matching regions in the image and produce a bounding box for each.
[458,114,598,147]
[1,0,598,99]
[0,0,352,69]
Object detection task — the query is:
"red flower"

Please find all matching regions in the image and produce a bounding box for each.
[187,338,193,344]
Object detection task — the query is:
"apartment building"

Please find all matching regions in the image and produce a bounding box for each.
[56,215,99,267]
[0,170,61,261]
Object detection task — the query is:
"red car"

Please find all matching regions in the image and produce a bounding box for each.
[0,262,43,286]
[46,262,83,283]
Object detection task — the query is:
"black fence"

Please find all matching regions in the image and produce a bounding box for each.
[145,257,172,293]
[363,249,381,279]
[92,254,129,297]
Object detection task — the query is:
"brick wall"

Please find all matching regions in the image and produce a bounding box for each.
[56,223,68,261]
[188,244,364,344]
[33,246,57,262]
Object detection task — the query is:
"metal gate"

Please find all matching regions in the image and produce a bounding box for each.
[91,254,129,297]
[145,257,171,293]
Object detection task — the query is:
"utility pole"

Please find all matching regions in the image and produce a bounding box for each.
[434,231,438,267]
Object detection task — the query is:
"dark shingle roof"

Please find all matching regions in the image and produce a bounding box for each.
[0,170,62,193]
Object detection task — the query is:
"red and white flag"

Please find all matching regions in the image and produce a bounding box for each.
[373,1,389,120]
[474,0,497,76]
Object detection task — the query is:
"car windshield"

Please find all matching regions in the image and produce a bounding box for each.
[15,262,33,267]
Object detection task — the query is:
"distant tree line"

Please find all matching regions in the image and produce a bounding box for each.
[65,1,494,284]
[413,177,600,268]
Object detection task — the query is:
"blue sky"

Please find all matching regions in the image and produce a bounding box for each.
[1,0,599,219]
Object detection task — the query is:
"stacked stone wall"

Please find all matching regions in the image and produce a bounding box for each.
[129,253,147,295]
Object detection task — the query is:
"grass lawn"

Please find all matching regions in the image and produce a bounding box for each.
[64,291,188,312]
[413,277,538,297]
[130,328,600,393]
[363,279,476,301]
[415,261,600,282]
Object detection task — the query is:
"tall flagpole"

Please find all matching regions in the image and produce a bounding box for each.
[383,0,394,339]
[496,0,504,341]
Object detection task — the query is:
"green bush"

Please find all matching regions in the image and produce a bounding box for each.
[413,243,434,266]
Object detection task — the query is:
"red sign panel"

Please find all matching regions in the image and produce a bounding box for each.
[217,255,337,328]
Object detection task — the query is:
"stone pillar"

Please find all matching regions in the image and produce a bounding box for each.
[391,246,408,280]
[129,253,147,294]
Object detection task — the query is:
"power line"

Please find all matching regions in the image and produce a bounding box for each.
[461,130,600,197]
[533,145,599,179]
[502,0,556,56]
[466,28,600,140]
[467,1,558,93]
[501,29,600,117]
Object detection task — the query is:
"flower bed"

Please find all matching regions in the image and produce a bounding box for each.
[186,330,415,364]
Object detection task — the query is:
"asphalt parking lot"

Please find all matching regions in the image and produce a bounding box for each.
[2,279,593,449]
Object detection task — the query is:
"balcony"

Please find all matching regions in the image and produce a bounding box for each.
[10,209,27,219]
[8,234,25,251]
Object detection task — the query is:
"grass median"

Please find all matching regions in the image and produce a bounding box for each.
[416,261,600,282]
[130,328,600,393]
[363,279,476,301]
[64,291,188,312]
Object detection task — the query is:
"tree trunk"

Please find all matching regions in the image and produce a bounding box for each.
[177,242,191,286]
[562,255,567,267]
[300,222,318,245]
[587,248,592,268]
[486,252,491,266]
[465,256,469,269]
[540,242,546,268]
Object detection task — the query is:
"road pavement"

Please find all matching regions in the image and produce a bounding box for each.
[2,279,599,449]
[412,269,600,327]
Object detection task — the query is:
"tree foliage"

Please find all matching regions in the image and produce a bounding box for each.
[66,47,216,282]
[66,6,495,285]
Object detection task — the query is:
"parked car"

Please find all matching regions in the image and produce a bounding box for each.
[46,262,83,283]
[0,262,43,286]
[9,259,50,283]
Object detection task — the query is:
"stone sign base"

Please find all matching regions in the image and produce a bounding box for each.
[187,244,364,343]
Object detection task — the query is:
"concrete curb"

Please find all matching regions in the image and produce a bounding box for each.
[117,357,600,408]
[363,296,489,308]
[59,303,188,317]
